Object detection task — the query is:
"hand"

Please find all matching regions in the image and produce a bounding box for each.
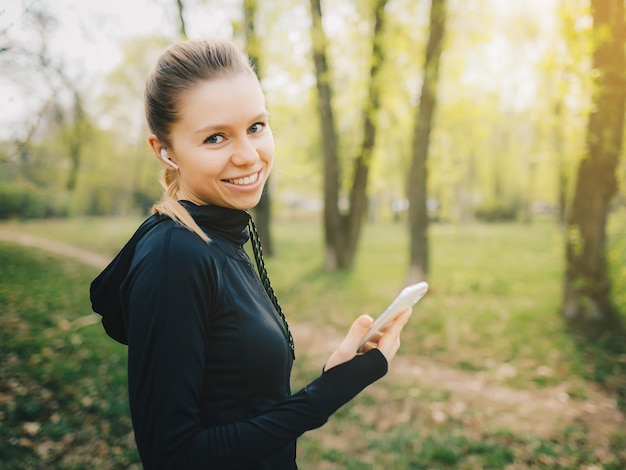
[324,308,413,372]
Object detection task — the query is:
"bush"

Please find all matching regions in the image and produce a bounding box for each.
[474,200,520,222]
[0,184,70,219]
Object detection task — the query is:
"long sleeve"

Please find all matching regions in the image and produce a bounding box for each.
[122,224,387,469]
[168,352,388,470]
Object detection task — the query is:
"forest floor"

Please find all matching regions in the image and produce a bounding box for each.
[2,226,623,452]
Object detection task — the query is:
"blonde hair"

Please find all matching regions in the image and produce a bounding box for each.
[144,39,257,242]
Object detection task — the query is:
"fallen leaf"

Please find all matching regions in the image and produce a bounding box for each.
[35,441,54,458]
[23,422,40,436]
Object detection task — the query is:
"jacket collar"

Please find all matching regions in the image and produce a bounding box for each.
[179,200,250,246]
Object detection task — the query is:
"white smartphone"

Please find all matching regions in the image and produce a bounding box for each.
[358,281,429,352]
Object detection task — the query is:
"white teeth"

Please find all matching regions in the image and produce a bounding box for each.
[229,173,259,185]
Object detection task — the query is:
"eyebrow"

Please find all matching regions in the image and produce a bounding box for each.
[193,111,269,135]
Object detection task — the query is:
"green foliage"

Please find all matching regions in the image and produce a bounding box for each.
[0,183,70,219]
[98,36,170,146]
[69,127,162,217]
[474,199,520,222]
[2,2,591,224]
[608,207,626,314]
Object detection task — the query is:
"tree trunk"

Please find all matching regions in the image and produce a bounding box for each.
[341,0,388,268]
[407,0,447,283]
[309,0,343,270]
[66,91,86,192]
[552,100,568,225]
[562,0,625,336]
[242,0,274,255]
[309,0,388,270]
[176,0,188,40]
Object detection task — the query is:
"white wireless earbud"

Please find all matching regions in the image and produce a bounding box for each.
[160,149,179,170]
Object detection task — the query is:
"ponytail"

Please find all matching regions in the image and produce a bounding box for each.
[151,168,210,244]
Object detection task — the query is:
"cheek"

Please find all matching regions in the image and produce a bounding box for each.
[260,135,275,164]
[179,153,223,182]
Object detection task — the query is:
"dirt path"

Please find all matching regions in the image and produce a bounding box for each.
[294,324,624,445]
[1,228,624,442]
[0,229,111,269]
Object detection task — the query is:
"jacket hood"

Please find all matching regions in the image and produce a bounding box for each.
[90,203,252,344]
[90,214,167,344]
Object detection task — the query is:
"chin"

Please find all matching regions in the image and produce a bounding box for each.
[233,195,264,211]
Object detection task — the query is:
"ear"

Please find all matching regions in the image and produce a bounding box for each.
[148,134,179,170]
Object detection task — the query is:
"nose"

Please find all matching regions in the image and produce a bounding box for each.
[231,135,259,166]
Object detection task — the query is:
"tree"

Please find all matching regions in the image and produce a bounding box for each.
[562,0,625,336]
[406,0,447,283]
[309,0,389,270]
[176,0,189,40]
[544,0,594,225]
[90,36,170,215]
[309,0,341,270]
[242,0,274,255]
[0,5,91,194]
[62,91,92,191]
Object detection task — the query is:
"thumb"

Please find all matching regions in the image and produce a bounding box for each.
[324,315,374,372]
[340,314,374,352]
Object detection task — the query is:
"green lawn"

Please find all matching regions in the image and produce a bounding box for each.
[0,244,139,469]
[1,216,625,468]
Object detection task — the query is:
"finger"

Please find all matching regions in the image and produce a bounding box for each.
[375,309,411,345]
[377,307,413,334]
[386,308,412,335]
[377,308,412,360]
[368,330,384,343]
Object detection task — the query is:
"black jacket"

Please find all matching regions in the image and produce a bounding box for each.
[91,202,387,469]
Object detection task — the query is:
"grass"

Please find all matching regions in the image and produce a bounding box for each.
[0,244,140,469]
[1,215,625,469]
[270,221,583,387]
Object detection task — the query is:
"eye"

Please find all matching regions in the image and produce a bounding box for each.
[248,122,266,134]
[204,134,225,144]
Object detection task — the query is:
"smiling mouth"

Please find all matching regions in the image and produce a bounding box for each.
[225,171,260,186]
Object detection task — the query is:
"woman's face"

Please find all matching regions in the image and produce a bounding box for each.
[161,73,274,210]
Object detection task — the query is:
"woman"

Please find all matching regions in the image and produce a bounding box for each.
[90,39,412,469]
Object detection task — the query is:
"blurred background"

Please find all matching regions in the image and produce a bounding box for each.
[0,0,590,223]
